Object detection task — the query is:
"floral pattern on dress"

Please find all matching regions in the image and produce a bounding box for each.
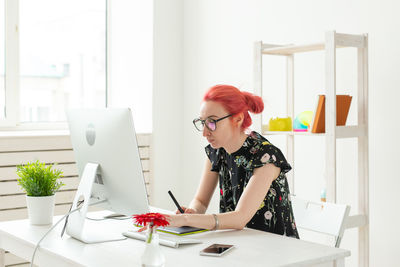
[205,131,299,238]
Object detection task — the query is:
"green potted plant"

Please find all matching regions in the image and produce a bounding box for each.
[16,160,65,225]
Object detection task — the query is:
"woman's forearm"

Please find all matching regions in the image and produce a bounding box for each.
[181,211,247,230]
[188,199,208,214]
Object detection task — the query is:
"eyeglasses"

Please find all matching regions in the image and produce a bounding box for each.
[193,114,232,131]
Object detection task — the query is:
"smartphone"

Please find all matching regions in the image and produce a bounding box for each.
[199,244,234,257]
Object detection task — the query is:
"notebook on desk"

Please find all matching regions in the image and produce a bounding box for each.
[134,224,208,236]
[157,226,208,236]
[122,230,202,248]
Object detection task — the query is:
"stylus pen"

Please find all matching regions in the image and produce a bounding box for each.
[168,190,185,214]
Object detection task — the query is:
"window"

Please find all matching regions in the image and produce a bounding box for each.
[1,0,152,132]
[19,0,106,122]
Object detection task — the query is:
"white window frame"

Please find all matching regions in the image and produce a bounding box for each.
[2,0,19,127]
[1,0,111,131]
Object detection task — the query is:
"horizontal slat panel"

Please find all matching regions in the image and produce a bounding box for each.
[1,171,149,196]
[5,252,29,266]
[0,154,149,182]
[0,135,72,152]
[145,184,152,198]
[141,160,150,171]
[0,133,152,223]
[54,190,76,204]
[0,191,77,210]
[138,147,150,159]
[0,203,71,222]
[0,177,79,195]
[143,172,150,184]
[0,133,151,152]
[0,150,75,166]
[0,146,148,167]
[137,134,151,147]
[0,163,78,181]
[56,163,78,177]
[0,172,149,197]
[0,196,149,222]
[8,264,32,267]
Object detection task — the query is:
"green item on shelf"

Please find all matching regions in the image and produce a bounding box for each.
[268,117,292,131]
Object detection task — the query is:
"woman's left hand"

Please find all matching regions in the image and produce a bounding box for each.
[164,213,187,227]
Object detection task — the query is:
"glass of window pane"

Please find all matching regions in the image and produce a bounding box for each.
[0,0,5,119]
[19,0,106,123]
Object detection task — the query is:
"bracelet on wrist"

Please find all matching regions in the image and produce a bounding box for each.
[212,214,219,231]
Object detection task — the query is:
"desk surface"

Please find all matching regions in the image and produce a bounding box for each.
[0,210,350,267]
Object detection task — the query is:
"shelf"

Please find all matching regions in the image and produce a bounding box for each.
[335,125,366,138]
[255,31,369,266]
[262,43,326,55]
[262,33,365,55]
[262,42,353,55]
[262,125,366,138]
[344,214,368,229]
[262,130,323,136]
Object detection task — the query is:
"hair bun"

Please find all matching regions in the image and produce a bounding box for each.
[242,91,264,114]
[202,84,265,130]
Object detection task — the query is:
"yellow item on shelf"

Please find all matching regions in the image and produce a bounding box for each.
[268,117,292,131]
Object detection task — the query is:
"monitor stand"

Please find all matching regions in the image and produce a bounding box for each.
[66,163,126,243]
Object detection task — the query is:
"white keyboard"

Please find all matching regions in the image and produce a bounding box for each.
[122,231,202,248]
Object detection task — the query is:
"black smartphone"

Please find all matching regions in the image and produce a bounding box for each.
[199,243,234,257]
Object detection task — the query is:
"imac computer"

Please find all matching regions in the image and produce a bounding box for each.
[66,108,150,243]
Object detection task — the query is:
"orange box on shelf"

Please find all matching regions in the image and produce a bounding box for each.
[310,95,352,133]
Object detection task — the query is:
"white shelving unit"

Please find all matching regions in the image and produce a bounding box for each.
[253,31,369,267]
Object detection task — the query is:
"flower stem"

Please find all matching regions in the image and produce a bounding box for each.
[146,222,154,243]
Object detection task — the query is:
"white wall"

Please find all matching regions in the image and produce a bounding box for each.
[152,0,399,265]
[179,0,398,266]
[152,0,184,210]
[109,0,153,133]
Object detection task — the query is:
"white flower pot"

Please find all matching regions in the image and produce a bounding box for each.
[26,195,55,225]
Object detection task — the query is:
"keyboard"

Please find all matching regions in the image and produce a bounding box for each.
[122,230,202,248]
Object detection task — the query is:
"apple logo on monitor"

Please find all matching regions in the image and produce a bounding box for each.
[86,124,96,146]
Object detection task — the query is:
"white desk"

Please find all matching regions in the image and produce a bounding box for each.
[0,211,350,267]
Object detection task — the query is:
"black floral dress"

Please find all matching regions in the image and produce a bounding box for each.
[205,131,299,238]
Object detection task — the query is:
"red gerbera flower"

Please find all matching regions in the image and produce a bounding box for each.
[132,212,169,228]
[132,213,170,243]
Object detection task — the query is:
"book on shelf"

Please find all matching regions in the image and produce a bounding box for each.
[310,94,352,133]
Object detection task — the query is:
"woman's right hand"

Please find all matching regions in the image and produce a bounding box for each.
[175,206,197,214]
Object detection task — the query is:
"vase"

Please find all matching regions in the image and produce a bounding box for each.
[141,227,165,267]
[26,195,55,225]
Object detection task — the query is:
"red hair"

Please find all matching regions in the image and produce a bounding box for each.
[203,85,264,130]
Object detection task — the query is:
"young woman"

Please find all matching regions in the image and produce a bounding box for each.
[164,84,298,237]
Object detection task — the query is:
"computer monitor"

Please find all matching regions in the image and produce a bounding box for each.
[66,108,150,243]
